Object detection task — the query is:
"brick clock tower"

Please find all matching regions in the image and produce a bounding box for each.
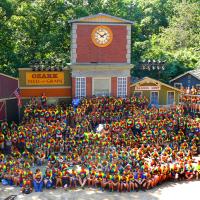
[69,13,133,98]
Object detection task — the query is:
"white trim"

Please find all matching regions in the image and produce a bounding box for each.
[0,97,16,101]
[150,91,159,105]
[174,82,182,88]
[0,73,18,81]
[75,77,86,98]
[71,23,77,64]
[126,25,131,64]
[92,77,111,96]
[20,86,71,89]
[72,70,130,77]
[167,91,175,105]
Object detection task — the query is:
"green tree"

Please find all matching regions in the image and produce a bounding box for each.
[141,1,200,82]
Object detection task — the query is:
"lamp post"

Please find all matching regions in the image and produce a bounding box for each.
[29,59,64,71]
[139,60,166,79]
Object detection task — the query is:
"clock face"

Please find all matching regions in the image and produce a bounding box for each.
[91,26,113,48]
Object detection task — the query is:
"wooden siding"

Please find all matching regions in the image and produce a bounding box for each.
[170,74,200,88]
[21,88,72,98]
[131,82,180,105]
[0,74,18,99]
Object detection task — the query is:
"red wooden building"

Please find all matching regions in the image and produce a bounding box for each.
[0,73,19,122]
[69,13,133,98]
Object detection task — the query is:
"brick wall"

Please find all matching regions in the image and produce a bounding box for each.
[111,77,117,97]
[86,77,92,97]
[76,25,127,63]
[127,76,131,97]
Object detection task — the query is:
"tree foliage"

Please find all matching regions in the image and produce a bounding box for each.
[0,0,199,82]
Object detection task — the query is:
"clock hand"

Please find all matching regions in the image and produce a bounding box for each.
[97,32,104,37]
[100,33,107,38]
[97,32,101,36]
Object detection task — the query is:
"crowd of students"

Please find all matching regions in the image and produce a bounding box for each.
[182,86,200,95]
[180,94,200,114]
[0,96,199,194]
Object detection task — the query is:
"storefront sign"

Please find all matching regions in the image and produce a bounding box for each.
[26,72,64,85]
[135,85,160,91]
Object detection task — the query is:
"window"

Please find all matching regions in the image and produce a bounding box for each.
[117,77,127,97]
[174,83,182,89]
[167,91,175,105]
[196,84,200,89]
[93,78,110,96]
[150,91,159,105]
[134,91,142,97]
[75,77,86,98]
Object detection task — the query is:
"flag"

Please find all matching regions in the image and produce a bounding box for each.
[14,88,22,107]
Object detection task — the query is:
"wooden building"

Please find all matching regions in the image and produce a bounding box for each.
[131,77,181,106]
[170,69,200,89]
[0,73,19,122]
[18,68,72,104]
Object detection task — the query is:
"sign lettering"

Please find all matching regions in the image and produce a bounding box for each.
[135,86,160,91]
[26,72,64,85]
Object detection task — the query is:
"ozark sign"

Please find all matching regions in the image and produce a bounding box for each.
[26,72,64,85]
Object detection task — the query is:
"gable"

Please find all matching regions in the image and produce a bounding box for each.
[69,13,133,24]
[81,15,123,23]
[131,77,181,92]
[172,73,200,83]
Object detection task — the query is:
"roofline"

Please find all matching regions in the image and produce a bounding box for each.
[169,70,200,82]
[18,67,70,71]
[169,71,192,83]
[68,13,134,24]
[68,63,133,66]
[0,73,18,81]
[130,77,181,92]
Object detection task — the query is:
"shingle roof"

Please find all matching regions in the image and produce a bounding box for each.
[189,69,200,80]
[169,68,200,82]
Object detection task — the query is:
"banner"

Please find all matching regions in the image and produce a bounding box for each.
[135,85,160,91]
[26,72,64,85]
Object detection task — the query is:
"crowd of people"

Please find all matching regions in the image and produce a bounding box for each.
[181,86,200,96]
[0,96,199,194]
[180,94,200,114]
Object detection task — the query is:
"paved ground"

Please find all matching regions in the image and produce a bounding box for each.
[0,180,199,200]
